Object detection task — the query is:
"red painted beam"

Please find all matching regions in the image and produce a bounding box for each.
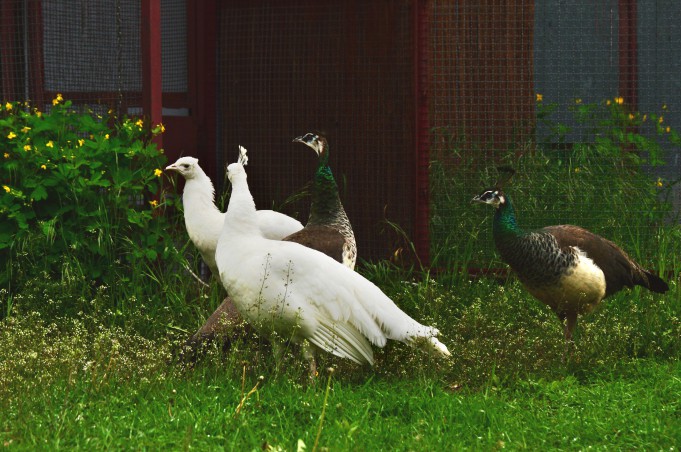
[141,0,163,150]
[413,0,430,267]
[1,1,18,100]
[618,0,638,110]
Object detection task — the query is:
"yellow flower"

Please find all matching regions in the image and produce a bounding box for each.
[40,164,46,170]
[23,144,31,151]
[21,126,31,133]
[642,114,647,122]
[135,119,144,128]
[662,104,668,110]
[628,113,635,120]
[78,139,85,147]
[4,102,12,111]
[575,98,582,105]
[35,111,42,118]
[606,100,611,106]
[665,126,671,133]
[149,200,159,208]
[52,93,63,105]
[104,134,110,140]
[657,178,664,188]
[535,93,543,102]
[3,185,10,193]
[574,167,580,173]
[154,168,163,177]
[46,140,54,148]
[7,132,16,139]
[614,96,624,105]
[658,116,664,124]
[3,153,8,158]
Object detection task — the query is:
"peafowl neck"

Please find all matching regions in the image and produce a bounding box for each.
[223,174,260,237]
[182,171,223,225]
[493,195,523,241]
[308,157,347,227]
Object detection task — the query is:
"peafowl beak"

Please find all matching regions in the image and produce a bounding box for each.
[165,163,178,172]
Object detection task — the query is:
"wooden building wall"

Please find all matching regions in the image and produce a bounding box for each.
[217,0,418,262]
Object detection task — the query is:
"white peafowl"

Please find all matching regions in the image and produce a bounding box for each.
[165,156,303,275]
[284,133,357,269]
[215,146,450,372]
[165,156,303,358]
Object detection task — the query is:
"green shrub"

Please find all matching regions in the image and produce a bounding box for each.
[0,96,181,295]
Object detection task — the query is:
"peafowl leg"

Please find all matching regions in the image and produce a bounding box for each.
[559,311,578,361]
[563,312,577,343]
[301,341,318,380]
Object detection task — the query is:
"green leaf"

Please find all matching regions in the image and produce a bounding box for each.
[30,185,48,201]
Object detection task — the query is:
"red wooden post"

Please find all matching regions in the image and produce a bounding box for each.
[618,0,638,110]
[413,0,430,267]
[1,1,18,100]
[141,0,163,150]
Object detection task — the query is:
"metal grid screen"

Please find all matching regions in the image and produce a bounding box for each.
[217,0,416,262]
[428,0,681,270]
[160,0,187,94]
[1,0,187,114]
[4,0,679,268]
[1,0,144,113]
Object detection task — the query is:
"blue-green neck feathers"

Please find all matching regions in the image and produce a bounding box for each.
[493,194,523,239]
[309,150,344,225]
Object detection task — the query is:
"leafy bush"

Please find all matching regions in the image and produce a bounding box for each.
[0,96,180,294]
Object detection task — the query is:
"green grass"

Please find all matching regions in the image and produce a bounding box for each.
[3,101,681,448]
[4,96,680,449]
[1,346,680,450]
[1,268,680,450]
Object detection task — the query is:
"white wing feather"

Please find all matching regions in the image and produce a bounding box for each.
[217,236,449,364]
[255,210,305,240]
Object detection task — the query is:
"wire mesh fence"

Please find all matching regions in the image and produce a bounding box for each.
[428,0,681,270]
[1,0,187,114]
[217,0,416,262]
[1,0,145,114]
[1,0,679,268]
